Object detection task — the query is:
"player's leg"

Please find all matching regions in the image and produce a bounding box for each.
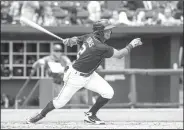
[53,83,63,98]
[84,72,114,124]
[26,69,88,123]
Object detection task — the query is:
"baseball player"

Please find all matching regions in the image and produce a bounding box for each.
[29,44,71,96]
[26,19,143,125]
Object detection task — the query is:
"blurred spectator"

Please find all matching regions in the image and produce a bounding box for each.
[109,10,120,25]
[1,1,183,27]
[1,1,11,7]
[14,56,23,64]
[35,1,45,25]
[122,0,144,11]
[42,4,57,26]
[158,7,182,26]
[1,65,11,77]
[174,1,183,20]
[14,68,23,76]
[20,1,40,25]
[9,1,22,24]
[1,93,9,108]
[1,5,13,24]
[118,1,145,26]
[64,6,82,25]
[87,1,101,22]
[144,11,160,25]
[17,96,26,106]
[14,45,23,52]
[177,1,183,11]
[135,10,148,26]
[2,56,9,64]
[28,96,39,106]
[142,1,153,10]
[27,56,36,64]
[118,10,137,26]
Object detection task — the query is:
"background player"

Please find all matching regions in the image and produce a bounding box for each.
[27,19,143,125]
[30,44,71,97]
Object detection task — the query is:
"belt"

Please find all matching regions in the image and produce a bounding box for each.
[64,66,91,77]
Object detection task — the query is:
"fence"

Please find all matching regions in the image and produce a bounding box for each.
[14,68,183,109]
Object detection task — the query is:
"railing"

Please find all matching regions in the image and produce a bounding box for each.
[97,69,183,108]
[14,68,183,109]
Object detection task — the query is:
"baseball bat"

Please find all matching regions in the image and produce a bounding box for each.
[20,17,64,41]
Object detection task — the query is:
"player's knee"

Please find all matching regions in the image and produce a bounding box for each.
[53,99,66,109]
[101,87,114,99]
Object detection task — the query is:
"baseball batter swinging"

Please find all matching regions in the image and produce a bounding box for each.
[26,19,143,125]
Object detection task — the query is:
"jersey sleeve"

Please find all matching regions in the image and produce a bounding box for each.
[98,44,114,58]
[76,34,88,46]
[104,46,114,58]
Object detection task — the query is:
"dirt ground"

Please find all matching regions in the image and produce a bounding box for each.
[1,108,183,129]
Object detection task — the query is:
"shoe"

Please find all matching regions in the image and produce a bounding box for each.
[26,113,45,124]
[84,112,105,125]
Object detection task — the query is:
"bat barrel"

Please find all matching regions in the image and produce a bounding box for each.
[20,17,64,42]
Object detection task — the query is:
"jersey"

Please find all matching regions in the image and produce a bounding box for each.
[41,55,71,84]
[72,34,114,74]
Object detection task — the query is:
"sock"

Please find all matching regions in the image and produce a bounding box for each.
[40,101,55,117]
[89,96,110,116]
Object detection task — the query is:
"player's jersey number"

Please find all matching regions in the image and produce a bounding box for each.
[77,44,86,59]
[76,37,95,59]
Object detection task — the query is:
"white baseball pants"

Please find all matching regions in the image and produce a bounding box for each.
[53,66,114,109]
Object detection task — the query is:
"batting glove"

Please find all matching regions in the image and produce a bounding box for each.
[129,38,143,48]
[63,37,78,47]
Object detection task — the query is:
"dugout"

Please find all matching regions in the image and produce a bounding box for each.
[1,25,183,108]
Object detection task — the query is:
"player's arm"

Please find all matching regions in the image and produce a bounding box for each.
[111,38,143,59]
[63,56,72,66]
[62,35,88,47]
[29,58,46,78]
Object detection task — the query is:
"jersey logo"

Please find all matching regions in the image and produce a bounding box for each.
[86,37,94,47]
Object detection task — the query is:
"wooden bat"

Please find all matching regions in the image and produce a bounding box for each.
[20,17,64,42]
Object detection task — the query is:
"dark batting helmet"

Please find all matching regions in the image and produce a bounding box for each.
[93,19,116,32]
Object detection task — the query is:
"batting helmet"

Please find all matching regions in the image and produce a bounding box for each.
[52,44,62,52]
[93,19,116,32]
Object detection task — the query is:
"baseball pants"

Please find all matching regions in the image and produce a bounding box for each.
[53,65,114,109]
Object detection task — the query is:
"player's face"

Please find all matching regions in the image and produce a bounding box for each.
[104,29,112,40]
[53,50,62,58]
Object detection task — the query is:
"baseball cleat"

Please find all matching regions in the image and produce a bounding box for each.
[84,112,105,125]
[26,113,45,124]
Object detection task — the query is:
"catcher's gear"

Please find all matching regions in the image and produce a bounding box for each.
[93,19,116,32]
[47,63,64,84]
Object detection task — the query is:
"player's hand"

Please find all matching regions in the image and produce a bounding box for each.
[129,38,143,48]
[29,68,36,79]
[63,38,69,46]
[63,37,78,47]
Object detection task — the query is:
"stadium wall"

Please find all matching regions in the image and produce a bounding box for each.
[1,25,183,106]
